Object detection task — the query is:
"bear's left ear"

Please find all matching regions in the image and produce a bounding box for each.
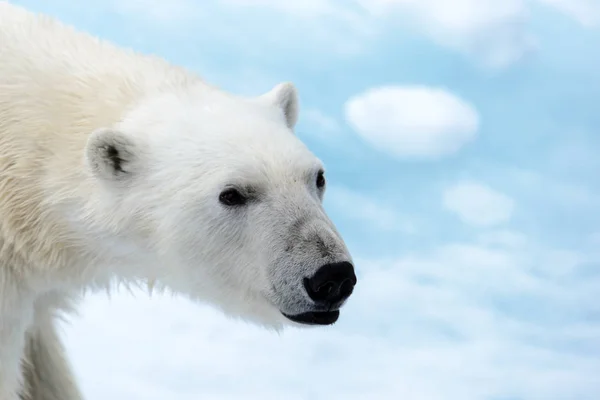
[84,127,144,185]
[259,82,299,130]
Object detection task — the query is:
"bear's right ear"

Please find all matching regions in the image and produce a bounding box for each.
[84,127,143,184]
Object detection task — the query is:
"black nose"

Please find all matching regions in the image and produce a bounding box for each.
[304,261,357,307]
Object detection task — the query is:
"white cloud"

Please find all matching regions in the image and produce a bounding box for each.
[213,0,600,65]
[53,0,596,68]
[222,0,538,67]
[60,236,600,400]
[344,86,480,160]
[443,181,515,226]
[358,0,536,67]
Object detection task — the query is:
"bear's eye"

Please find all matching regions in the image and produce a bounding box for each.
[219,188,247,207]
[316,170,326,189]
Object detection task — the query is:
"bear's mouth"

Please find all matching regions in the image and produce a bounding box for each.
[282,310,340,326]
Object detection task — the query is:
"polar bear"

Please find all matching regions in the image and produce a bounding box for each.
[0,2,358,399]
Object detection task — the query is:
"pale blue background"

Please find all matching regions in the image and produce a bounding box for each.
[8,1,600,399]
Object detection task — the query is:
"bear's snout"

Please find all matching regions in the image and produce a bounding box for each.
[281,261,357,326]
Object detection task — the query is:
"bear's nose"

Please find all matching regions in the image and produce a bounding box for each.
[304,261,357,307]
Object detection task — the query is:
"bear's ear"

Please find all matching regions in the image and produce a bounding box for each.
[84,127,143,184]
[259,82,299,130]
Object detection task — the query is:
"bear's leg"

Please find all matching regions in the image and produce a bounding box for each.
[19,294,82,400]
[0,294,34,400]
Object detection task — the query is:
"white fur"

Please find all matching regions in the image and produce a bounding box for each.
[0,2,354,398]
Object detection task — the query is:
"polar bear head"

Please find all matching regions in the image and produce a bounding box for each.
[84,82,357,329]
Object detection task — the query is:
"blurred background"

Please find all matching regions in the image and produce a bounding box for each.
[9,0,600,399]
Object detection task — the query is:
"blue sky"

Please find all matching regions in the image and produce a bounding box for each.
[9,0,600,399]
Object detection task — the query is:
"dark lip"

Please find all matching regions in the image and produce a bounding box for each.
[282,310,340,326]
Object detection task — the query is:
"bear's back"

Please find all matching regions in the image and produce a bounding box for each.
[0,1,199,139]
